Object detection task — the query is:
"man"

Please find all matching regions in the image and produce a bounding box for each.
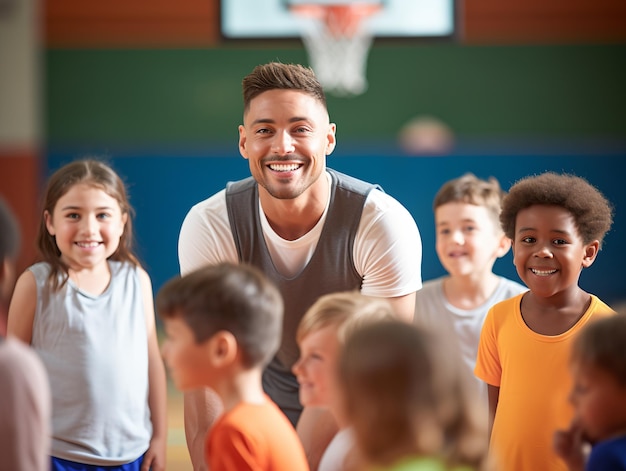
[178,61,422,470]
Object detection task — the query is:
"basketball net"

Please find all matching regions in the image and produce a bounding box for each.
[289,4,382,97]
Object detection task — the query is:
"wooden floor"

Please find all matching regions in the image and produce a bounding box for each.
[166,383,193,470]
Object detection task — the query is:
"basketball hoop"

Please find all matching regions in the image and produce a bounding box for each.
[289,2,382,97]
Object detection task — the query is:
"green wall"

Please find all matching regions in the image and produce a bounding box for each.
[46,43,626,146]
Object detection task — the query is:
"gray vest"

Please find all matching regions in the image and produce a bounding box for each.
[226,168,377,424]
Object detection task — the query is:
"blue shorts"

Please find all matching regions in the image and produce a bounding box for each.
[51,455,144,471]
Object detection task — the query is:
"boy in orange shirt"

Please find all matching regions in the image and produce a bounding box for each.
[157,263,309,471]
[475,172,615,471]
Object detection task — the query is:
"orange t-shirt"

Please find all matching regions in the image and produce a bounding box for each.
[206,396,309,471]
[475,293,614,471]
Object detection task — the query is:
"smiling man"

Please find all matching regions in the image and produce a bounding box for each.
[177,61,422,470]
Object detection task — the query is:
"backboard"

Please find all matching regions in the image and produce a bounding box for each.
[220,0,456,40]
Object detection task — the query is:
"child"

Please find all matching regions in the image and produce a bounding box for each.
[554,313,626,471]
[292,291,397,471]
[0,198,51,471]
[474,172,615,471]
[7,159,167,471]
[338,320,490,471]
[157,262,310,471]
[415,173,526,402]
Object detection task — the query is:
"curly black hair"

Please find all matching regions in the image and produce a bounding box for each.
[500,172,613,247]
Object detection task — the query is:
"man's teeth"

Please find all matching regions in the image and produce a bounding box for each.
[531,268,557,276]
[269,163,301,172]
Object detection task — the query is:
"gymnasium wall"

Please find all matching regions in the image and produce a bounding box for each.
[3,0,626,304]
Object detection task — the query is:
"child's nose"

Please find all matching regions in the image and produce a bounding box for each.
[452,230,464,244]
[533,244,554,258]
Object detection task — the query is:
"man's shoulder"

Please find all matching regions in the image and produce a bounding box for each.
[184,189,228,222]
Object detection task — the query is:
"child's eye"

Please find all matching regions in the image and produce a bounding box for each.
[66,213,80,220]
[463,226,476,233]
[97,212,111,220]
[438,228,450,236]
[553,239,568,245]
[309,353,323,361]
[521,236,535,243]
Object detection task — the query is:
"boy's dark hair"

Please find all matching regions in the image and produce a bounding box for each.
[0,198,20,263]
[500,172,613,247]
[433,173,505,230]
[38,158,138,290]
[242,62,327,112]
[571,314,626,386]
[157,263,283,369]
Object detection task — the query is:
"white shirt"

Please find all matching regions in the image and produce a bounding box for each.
[178,171,422,298]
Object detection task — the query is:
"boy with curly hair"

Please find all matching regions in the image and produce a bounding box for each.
[475,172,615,471]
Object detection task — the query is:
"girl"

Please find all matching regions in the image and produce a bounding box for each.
[338,320,491,471]
[8,159,167,471]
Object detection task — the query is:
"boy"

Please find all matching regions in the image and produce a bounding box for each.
[157,263,309,471]
[475,172,615,471]
[414,173,526,402]
[554,313,626,471]
[292,291,397,471]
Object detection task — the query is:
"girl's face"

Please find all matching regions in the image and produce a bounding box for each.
[511,205,597,299]
[45,183,127,271]
[292,324,340,408]
[570,361,626,442]
[435,202,509,279]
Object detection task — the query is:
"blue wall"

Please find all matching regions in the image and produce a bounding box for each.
[47,145,626,306]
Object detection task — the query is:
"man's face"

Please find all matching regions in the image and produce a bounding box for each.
[238,89,336,201]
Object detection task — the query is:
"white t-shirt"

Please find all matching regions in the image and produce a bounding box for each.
[178,172,422,298]
[414,276,527,402]
[318,427,355,471]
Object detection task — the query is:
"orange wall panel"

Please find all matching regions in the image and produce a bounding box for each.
[45,0,220,47]
[0,149,42,275]
[463,0,626,44]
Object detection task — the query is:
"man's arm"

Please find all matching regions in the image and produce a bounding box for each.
[296,407,338,471]
[184,388,224,471]
[178,197,233,469]
[384,292,416,323]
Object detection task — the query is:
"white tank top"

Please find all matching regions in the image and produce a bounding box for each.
[30,261,151,465]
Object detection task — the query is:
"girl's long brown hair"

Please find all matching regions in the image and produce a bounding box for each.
[37,159,139,290]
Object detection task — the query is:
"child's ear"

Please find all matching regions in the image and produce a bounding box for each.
[582,240,600,269]
[209,330,238,367]
[44,210,55,236]
[495,234,512,259]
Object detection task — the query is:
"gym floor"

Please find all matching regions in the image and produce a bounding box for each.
[166,384,193,470]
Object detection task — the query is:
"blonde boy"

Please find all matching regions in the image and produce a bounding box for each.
[158,263,309,471]
[415,173,526,401]
[293,291,396,471]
